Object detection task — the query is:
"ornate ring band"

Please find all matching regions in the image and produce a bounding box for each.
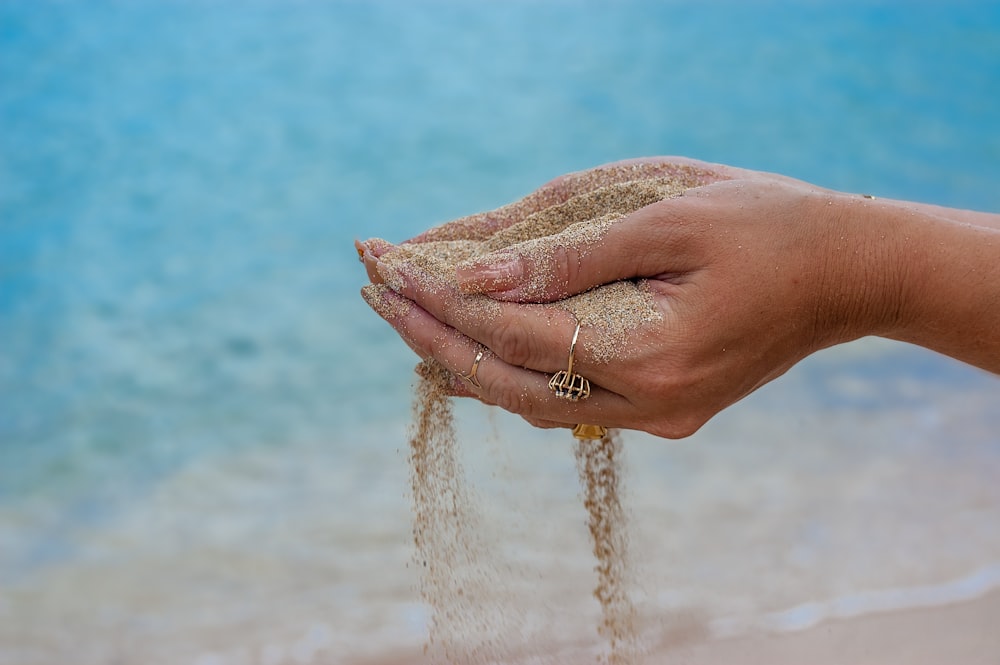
[548,323,591,401]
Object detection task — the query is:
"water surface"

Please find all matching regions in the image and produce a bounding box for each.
[2,1,999,663]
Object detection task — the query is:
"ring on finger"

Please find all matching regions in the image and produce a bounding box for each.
[572,424,608,440]
[548,323,591,401]
[460,347,485,389]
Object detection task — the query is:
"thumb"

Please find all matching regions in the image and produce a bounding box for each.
[455,203,673,303]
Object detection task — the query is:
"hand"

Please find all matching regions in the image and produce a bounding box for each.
[403,156,738,243]
[359,159,889,438]
[358,158,1000,438]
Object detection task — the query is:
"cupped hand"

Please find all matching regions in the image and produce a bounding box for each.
[358,159,893,438]
[402,156,737,243]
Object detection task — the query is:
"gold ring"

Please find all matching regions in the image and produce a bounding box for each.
[572,424,608,440]
[548,323,591,401]
[460,348,485,389]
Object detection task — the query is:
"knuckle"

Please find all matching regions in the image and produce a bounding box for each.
[489,373,535,417]
[548,244,582,298]
[489,317,536,368]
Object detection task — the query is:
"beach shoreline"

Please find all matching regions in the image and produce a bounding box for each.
[675,587,1000,665]
[350,589,1000,665]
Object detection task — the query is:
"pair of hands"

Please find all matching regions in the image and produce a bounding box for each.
[357,157,987,438]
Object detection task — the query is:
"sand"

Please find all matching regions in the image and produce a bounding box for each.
[408,360,515,665]
[409,161,718,245]
[409,355,640,664]
[391,166,720,664]
[574,431,638,665]
[674,588,1000,665]
[350,589,1000,665]
[375,164,716,363]
[374,164,1000,665]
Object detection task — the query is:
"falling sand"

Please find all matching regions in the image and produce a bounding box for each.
[408,360,498,664]
[575,429,639,665]
[376,163,721,663]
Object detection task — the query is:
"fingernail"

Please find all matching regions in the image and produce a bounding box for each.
[365,237,396,258]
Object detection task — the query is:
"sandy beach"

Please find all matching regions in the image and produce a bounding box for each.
[352,590,1000,665]
[674,589,1000,665]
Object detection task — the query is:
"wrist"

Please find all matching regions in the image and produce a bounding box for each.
[807,192,913,349]
[882,206,1000,372]
[815,192,1000,373]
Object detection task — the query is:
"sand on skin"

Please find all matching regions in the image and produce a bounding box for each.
[374,164,720,664]
[368,163,1000,665]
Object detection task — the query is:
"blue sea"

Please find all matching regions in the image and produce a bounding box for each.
[2,2,1000,663]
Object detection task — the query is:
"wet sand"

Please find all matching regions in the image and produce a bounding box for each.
[675,588,1000,665]
[353,589,1000,665]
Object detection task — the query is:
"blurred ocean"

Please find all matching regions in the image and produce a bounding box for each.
[2,1,1000,663]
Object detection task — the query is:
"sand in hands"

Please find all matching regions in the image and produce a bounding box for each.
[366,163,714,663]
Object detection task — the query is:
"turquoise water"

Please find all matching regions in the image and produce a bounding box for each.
[2,2,1000,663]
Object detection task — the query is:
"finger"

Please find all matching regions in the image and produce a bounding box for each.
[406,157,733,244]
[360,283,634,427]
[422,366,573,430]
[373,240,670,394]
[373,246,613,380]
[453,188,716,303]
[359,237,395,259]
[415,360,480,400]
[357,238,398,284]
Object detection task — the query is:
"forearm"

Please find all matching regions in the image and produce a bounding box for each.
[845,197,1000,374]
[884,198,1000,232]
